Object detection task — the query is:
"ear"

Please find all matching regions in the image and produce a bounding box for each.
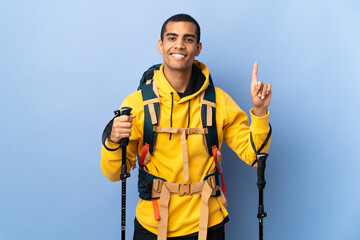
[158,39,164,54]
[195,42,202,57]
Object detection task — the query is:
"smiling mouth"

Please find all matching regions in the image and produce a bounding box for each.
[170,53,186,60]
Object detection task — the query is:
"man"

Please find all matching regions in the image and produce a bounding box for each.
[101,14,272,240]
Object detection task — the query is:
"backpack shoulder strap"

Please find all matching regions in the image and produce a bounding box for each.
[200,75,226,193]
[140,65,161,154]
[200,74,218,155]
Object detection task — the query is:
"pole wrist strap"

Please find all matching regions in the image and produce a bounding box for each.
[250,124,272,166]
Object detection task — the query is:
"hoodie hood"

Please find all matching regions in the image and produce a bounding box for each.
[153,60,210,104]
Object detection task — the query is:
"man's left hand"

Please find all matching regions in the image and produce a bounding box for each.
[250,62,272,117]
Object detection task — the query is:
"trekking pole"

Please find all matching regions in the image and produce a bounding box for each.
[115,107,132,240]
[256,153,268,240]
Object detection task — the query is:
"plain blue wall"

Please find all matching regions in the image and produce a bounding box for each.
[1,0,360,239]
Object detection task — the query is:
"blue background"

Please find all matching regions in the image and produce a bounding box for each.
[1,0,360,239]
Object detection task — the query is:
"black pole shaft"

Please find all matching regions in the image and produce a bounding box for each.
[121,180,126,239]
[259,218,263,240]
[121,147,127,240]
[259,189,264,240]
[256,153,268,240]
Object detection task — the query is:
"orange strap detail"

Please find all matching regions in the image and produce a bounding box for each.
[212,145,218,165]
[212,145,226,194]
[218,168,226,194]
[152,199,160,221]
[140,143,150,167]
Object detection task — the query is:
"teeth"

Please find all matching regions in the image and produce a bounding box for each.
[172,54,185,59]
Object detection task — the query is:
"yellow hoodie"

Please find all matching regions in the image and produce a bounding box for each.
[101,61,271,237]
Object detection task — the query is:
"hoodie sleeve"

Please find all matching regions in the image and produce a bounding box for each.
[100,91,143,181]
[221,90,271,166]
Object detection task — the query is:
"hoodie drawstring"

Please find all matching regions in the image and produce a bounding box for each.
[187,100,190,128]
[186,100,190,139]
[169,92,174,140]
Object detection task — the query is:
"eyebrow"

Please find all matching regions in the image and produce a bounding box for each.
[166,33,178,37]
[166,33,196,39]
[184,34,196,39]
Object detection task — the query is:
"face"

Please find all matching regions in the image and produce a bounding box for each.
[158,21,202,72]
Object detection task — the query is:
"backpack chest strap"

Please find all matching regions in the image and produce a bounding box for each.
[153,126,208,135]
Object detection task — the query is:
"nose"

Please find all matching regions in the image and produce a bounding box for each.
[174,39,185,49]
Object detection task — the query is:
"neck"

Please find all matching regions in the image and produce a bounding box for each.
[163,65,192,93]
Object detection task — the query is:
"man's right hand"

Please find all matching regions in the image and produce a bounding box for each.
[108,114,136,143]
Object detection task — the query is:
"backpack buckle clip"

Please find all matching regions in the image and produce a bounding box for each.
[179,183,190,196]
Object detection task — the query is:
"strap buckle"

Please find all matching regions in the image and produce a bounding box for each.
[179,183,191,196]
[153,179,163,193]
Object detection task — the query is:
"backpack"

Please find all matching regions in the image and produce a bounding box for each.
[136,64,225,197]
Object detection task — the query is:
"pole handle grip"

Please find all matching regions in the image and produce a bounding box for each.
[114,107,132,147]
[256,153,268,189]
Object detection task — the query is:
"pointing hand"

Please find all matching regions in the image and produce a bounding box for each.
[250,62,272,117]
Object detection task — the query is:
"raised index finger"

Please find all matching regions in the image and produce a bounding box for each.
[252,62,258,84]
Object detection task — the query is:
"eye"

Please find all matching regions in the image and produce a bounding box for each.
[168,37,176,41]
[185,38,194,43]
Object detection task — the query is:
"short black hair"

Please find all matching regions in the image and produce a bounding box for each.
[160,14,201,43]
